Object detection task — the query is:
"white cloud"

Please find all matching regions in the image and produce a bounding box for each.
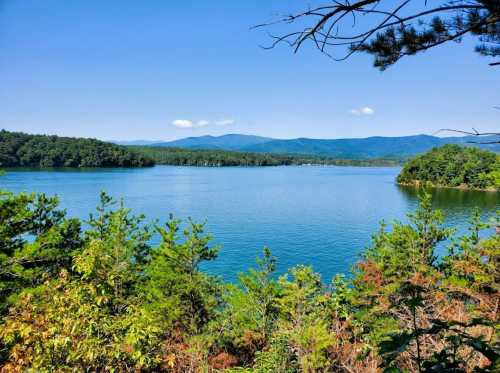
[172,119,194,128]
[172,118,235,128]
[350,107,375,116]
[215,119,235,126]
[196,120,210,127]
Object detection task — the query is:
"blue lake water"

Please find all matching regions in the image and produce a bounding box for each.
[2,166,498,282]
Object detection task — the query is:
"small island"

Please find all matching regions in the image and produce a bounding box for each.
[397,144,500,191]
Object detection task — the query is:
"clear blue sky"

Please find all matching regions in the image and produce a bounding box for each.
[1,0,499,141]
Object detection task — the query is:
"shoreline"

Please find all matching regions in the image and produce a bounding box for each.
[397,180,499,193]
[2,163,401,171]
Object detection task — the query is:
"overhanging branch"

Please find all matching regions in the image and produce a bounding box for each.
[256,0,500,69]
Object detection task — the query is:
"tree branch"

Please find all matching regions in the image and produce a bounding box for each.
[256,1,499,68]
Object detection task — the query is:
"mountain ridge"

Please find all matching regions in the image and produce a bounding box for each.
[153,134,273,150]
[149,133,500,159]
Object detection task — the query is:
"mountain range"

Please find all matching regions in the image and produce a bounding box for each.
[121,134,500,159]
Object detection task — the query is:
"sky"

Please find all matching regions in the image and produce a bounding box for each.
[0,0,499,141]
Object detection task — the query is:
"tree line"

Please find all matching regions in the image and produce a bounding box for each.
[0,190,498,372]
[397,144,500,191]
[0,130,154,168]
[130,146,402,167]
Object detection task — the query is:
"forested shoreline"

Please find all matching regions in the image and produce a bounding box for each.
[129,146,401,167]
[0,130,154,168]
[0,190,498,372]
[397,145,500,191]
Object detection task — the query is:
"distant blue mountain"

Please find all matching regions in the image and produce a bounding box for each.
[151,134,500,159]
[153,134,273,150]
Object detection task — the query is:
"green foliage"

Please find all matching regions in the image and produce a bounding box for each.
[130,146,402,167]
[211,248,281,365]
[252,334,297,373]
[397,144,500,190]
[275,266,335,372]
[237,248,280,343]
[143,216,221,335]
[0,130,154,168]
[356,5,500,70]
[354,194,498,372]
[0,190,498,372]
[0,191,82,313]
[1,192,162,371]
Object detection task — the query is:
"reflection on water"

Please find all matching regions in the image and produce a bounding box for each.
[398,184,499,209]
[397,185,498,226]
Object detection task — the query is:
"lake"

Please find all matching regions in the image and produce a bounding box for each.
[2,165,498,282]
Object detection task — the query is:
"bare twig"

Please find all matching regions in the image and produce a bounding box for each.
[434,129,500,144]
